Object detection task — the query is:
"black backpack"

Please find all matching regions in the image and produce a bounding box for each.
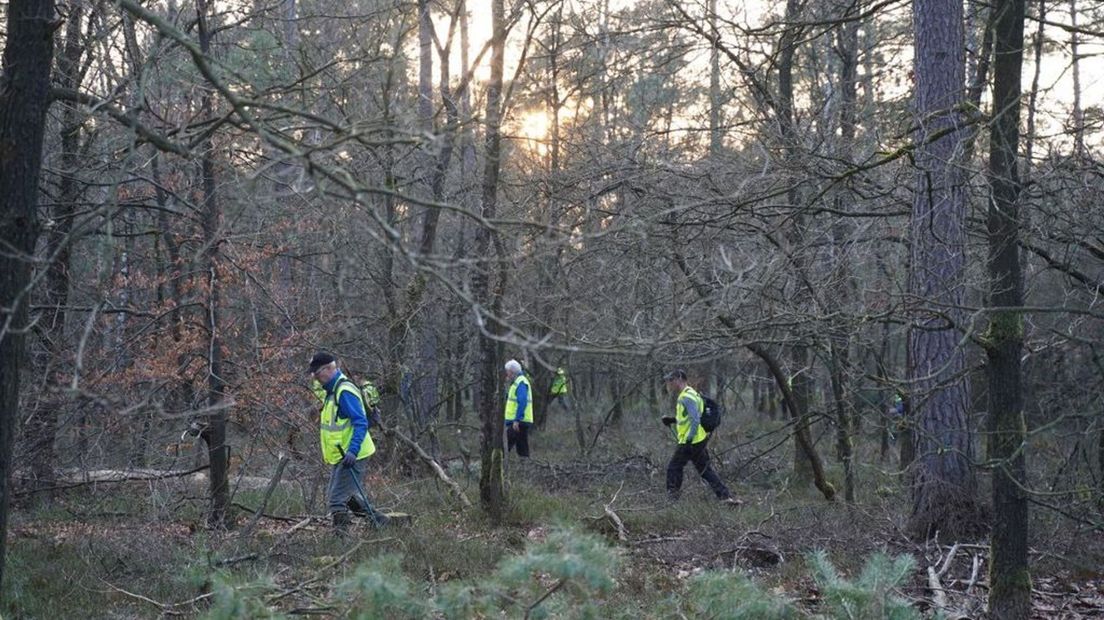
[700,395,722,432]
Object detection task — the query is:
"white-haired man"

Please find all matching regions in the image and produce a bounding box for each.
[504,359,533,457]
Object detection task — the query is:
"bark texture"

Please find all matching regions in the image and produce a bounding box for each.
[0,0,56,587]
[907,0,984,540]
[986,0,1030,616]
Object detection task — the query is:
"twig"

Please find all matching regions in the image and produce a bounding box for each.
[241,454,290,538]
[215,553,259,567]
[102,581,184,616]
[524,578,565,620]
[267,541,366,603]
[630,536,690,546]
[214,516,318,569]
[230,503,302,523]
[266,537,393,604]
[937,542,961,578]
[604,482,628,542]
[927,564,948,613]
[706,545,784,565]
[288,606,337,615]
[168,591,215,609]
[386,426,473,508]
[965,554,982,596]
[281,516,315,539]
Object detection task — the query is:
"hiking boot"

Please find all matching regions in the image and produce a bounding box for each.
[332,511,353,532]
[347,498,371,517]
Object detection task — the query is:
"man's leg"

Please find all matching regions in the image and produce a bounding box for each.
[516,423,530,458]
[689,441,732,499]
[328,460,363,528]
[347,490,389,527]
[666,445,692,499]
[506,424,518,453]
[557,395,571,413]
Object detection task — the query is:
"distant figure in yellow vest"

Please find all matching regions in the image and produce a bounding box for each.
[309,351,385,530]
[359,375,384,428]
[548,367,569,413]
[504,359,534,458]
[662,369,740,505]
[310,378,327,404]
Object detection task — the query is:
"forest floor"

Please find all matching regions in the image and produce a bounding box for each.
[3,408,1103,618]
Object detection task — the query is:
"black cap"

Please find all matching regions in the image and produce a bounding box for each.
[663,369,687,381]
[308,351,336,373]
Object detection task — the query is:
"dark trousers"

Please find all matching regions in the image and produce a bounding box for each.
[328,460,366,514]
[506,422,531,457]
[666,439,730,499]
[551,394,572,414]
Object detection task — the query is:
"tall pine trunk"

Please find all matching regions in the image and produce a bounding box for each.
[986,0,1030,615]
[907,0,983,540]
[196,0,230,528]
[830,0,862,503]
[28,2,83,496]
[0,0,56,587]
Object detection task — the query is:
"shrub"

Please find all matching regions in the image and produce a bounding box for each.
[807,549,919,620]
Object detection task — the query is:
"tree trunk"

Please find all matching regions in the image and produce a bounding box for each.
[532,4,565,431]
[0,0,55,587]
[610,372,623,428]
[777,0,815,488]
[708,0,722,156]
[749,345,836,501]
[1068,0,1083,156]
[830,0,862,503]
[196,0,230,528]
[907,0,983,540]
[986,0,1030,615]
[27,1,83,495]
[1023,0,1045,177]
[476,0,507,522]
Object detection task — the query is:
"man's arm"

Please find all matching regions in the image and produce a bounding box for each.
[681,395,701,444]
[338,390,370,455]
[515,382,528,422]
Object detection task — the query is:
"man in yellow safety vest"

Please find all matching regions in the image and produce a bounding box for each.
[504,359,534,458]
[309,351,383,530]
[662,369,740,505]
[549,367,569,412]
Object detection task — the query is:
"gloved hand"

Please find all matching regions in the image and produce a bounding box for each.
[341,451,357,468]
[661,416,676,427]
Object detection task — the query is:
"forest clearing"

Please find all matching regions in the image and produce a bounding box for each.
[5,404,1104,618]
[1,0,1103,617]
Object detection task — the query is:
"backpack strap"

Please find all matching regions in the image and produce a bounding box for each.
[335,376,364,402]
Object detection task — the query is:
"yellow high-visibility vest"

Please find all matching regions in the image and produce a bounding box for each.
[319,378,376,465]
[361,380,381,407]
[504,374,534,423]
[675,386,708,444]
[551,369,568,395]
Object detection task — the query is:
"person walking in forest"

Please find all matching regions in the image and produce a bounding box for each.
[309,351,386,530]
[359,374,384,428]
[548,366,569,412]
[662,369,741,504]
[504,359,534,458]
